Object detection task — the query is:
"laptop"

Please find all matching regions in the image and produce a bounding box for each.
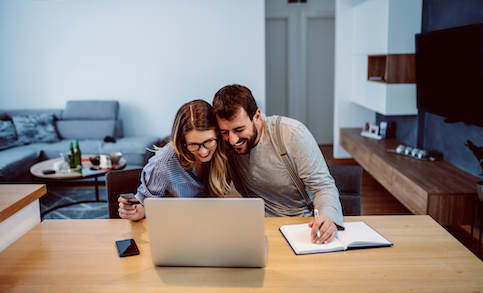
[144,197,266,268]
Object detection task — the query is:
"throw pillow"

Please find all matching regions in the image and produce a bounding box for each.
[0,120,18,150]
[12,113,60,145]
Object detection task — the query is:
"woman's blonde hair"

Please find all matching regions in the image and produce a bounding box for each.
[171,99,229,197]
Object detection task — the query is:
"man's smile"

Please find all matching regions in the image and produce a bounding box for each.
[234,139,246,147]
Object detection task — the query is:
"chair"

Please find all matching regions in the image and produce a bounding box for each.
[328,165,363,216]
[105,165,363,218]
[106,168,143,218]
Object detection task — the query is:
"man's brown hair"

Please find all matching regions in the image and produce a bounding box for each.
[212,84,258,120]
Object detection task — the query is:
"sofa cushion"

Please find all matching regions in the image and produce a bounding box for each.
[0,120,18,150]
[34,139,103,160]
[56,120,118,140]
[19,140,70,161]
[12,113,60,145]
[5,109,63,120]
[62,100,119,120]
[0,148,40,182]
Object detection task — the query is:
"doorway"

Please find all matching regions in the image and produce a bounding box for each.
[266,6,335,144]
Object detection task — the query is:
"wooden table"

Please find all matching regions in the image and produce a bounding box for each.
[0,215,482,292]
[30,155,125,217]
[340,128,480,225]
[30,155,126,181]
[0,184,46,252]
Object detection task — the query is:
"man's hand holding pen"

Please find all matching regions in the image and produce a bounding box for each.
[308,209,338,244]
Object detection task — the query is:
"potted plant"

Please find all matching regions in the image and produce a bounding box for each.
[465,140,483,201]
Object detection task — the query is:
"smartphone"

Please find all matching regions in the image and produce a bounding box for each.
[120,193,140,205]
[115,239,140,257]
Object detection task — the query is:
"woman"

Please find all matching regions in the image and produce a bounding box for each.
[118,99,230,221]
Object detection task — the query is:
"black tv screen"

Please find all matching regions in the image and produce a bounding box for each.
[416,24,483,127]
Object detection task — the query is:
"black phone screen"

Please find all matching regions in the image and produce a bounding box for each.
[120,193,140,205]
[115,239,140,257]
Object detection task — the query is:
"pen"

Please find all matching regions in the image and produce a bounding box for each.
[314,208,320,238]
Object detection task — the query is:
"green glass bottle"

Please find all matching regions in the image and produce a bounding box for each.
[75,139,82,168]
[69,142,76,168]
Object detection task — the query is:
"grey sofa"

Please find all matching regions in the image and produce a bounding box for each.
[0,100,161,182]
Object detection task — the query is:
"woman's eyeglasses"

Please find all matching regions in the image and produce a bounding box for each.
[184,138,218,152]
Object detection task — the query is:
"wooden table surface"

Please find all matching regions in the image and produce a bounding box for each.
[0,215,482,292]
[0,184,46,223]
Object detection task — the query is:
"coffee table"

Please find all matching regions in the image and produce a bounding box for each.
[30,155,126,217]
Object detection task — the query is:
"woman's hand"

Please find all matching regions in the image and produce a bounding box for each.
[118,196,145,221]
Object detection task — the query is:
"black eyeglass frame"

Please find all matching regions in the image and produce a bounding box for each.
[184,138,218,152]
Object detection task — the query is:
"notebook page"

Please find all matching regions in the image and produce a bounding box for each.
[337,222,391,248]
[280,224,345,254]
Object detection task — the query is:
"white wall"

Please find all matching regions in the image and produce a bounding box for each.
[333,0,421,158]
[0,0,265,138]
[333,0,374,158]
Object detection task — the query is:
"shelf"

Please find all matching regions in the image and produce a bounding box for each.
[368,54,416,83]
[340,128,479,225]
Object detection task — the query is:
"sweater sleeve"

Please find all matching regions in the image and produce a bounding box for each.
[135,153,170,204]
[285,122,344,227]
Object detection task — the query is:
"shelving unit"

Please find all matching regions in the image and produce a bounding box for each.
[340,128,479,225]
[333,0,423,158]
[351,53,418,115]
[346,0,421,116]
[367,54,416,83]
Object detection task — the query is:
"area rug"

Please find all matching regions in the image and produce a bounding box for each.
[40,186,109,219]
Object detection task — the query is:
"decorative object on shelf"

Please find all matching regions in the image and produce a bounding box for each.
[387,144,436,161]
[360,122,388,140]
[379,121,388,138]
[465,139,483,201]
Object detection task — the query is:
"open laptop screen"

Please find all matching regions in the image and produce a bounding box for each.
[144,197,266,268]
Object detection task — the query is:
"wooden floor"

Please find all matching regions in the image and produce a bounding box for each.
[320,145,482,260]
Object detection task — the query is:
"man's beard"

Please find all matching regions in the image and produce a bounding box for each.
[229,123,258,155]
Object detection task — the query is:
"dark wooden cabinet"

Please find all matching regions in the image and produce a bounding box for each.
[340,128,479,225]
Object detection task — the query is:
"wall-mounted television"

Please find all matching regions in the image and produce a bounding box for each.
[415,23,483,127]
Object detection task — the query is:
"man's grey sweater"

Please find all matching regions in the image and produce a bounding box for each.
[227,114,343,227]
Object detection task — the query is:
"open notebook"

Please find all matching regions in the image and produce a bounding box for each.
[280,221,392,255]
[144,197,266,267]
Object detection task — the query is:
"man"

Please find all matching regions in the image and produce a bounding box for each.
[213,84,343,244]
